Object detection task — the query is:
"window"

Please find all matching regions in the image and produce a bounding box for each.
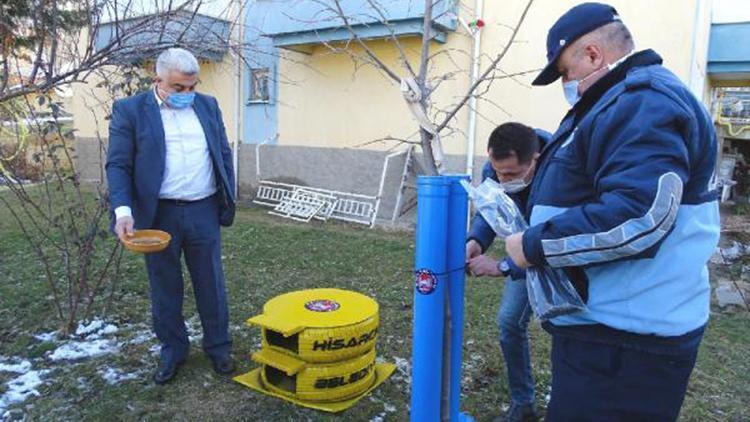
[249,68,271,103]
[717,88,750,124]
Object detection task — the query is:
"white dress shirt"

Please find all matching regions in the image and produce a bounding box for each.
[114,89,217,221]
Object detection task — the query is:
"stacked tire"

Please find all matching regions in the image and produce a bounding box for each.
[246,288,381,403]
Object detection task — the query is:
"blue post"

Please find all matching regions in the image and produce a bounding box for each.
[446,175,471,422]
[411,176,450,422]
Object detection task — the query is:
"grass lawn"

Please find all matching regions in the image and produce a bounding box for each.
[0,190,748,421]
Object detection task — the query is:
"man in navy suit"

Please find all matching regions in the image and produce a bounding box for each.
[106,48,236,384]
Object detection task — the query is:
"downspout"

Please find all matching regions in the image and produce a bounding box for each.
[465,0,484,179]
[688,0,712,100]
[233,0,244,199]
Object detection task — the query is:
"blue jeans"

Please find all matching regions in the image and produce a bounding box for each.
[496,277,535,406]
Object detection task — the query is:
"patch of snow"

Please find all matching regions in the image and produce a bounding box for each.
[48,339,119,361]
[720,241,746,262]
[99,324,118,336]
[75,320,105,337]
[0,358,31,374]
[149,344,160,356]
[384,403,396,413]
[186,317,202,343]
[127,331,153,346]
[75,319,118,339]
[370,412,386,422]
[393,357,410,375]
[33,331,58,342]
[0,369,50,414]
[98,367,142,385]
[709,248,725,265]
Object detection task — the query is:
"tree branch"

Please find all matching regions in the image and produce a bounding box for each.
[435,0,535,133]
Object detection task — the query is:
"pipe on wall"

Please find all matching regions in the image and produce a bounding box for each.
[465,0,484,179]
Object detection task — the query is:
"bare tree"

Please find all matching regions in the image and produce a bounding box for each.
[0,0,261,333]
[300,0,536,175]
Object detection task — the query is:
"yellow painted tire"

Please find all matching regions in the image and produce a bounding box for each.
[249,289,379,363]
[260,347,377,403]
[261,315,378,363]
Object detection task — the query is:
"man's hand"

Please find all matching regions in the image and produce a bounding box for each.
[468,255,502,277]
[115,216,135,242]
[505,232,530,269]
[465,239,482,262]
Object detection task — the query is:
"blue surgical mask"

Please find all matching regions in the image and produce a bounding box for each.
[562,50,635,107]
[166,92,195,109]
[563,79,581,107]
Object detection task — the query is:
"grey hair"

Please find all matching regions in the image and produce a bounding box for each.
[570,21,635,60]
[155,48,200,78]
[598,21,635,53]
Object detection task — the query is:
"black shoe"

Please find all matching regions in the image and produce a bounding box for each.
[505,402,538,422]
[212,355,235,375]
[153,359,184,385]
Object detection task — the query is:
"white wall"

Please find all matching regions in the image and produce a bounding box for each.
[100,0,234,22]
[713,0,750,23]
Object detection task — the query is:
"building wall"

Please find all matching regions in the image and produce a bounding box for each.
[276,36,471,155]
[70,0,718,225]
[270,0,702,161]
[69,56,240,142]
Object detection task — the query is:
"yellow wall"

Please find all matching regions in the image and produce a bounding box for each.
[277,35,471,154]
[274,0,702,158]
[69,56,240,142]
[476,0,699,141]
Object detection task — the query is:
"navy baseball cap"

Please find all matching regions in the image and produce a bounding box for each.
[532,2,622,86]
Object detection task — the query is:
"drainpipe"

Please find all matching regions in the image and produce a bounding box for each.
[688,0,712,100]
[233,0,244,199]
[465,0,484,180]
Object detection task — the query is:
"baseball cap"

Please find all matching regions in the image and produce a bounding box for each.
[532,2,622,86]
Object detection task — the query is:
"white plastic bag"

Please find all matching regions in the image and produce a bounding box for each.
[461,178,586,320]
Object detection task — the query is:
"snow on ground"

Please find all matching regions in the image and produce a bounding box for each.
[32,331,58,342]
[48,319,121,361]
[127,330,153,346]
[148,344,160,356]
[0,369,50,414]
[391,356,411,384]
[75,319,118,340]
[48,339,119,362]
[0,318,157,414]
[186,316,202,343]
[97,366,143,385]
[0,358,31,374]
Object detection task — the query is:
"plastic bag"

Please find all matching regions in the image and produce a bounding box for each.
[461,178,586,320]
[460,178,527,236]
[525,266,586,320]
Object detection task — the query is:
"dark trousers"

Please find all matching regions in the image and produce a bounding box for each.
[145,195,231,364]
[546,334,700,422]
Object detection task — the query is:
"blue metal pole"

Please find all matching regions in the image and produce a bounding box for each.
[411,176,450,422]
[446,175,471,422]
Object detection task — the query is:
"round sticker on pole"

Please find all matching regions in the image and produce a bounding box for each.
[414,269,438,295]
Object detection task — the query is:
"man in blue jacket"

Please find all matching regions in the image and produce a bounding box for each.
[106,48,236,384]
[504,3,720,420]
[466,122,548,422]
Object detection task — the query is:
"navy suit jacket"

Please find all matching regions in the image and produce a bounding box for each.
[106,91,236,230]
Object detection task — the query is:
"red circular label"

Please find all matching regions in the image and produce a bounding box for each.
[304,299,341,312]
[415,269,437,295]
